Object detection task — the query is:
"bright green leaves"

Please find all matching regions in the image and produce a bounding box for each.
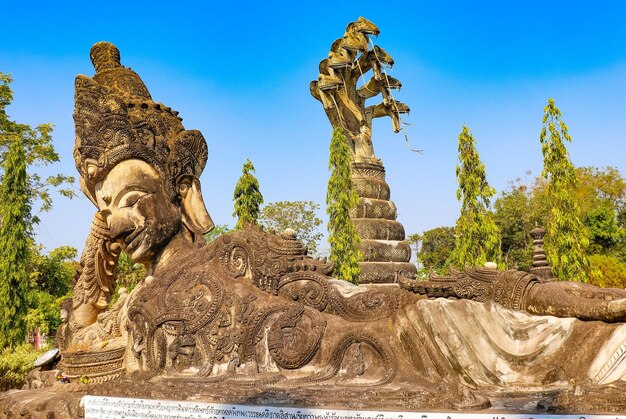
[259,201,323,255]
[0,137,30,348]
[414,227,456,273]
[233,159,264,230]
[327,127,362,283]
[540,99,590,282]
[450,125,501,268]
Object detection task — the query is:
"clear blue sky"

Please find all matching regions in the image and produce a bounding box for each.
[2,1,626,255]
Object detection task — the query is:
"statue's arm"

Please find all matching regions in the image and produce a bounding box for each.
[399,269,626,323]
[525,281,626,322]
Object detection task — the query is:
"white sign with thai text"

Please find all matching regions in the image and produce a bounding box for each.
[83,396,625,419]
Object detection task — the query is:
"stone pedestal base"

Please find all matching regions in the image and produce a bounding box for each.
[351,161,415,284]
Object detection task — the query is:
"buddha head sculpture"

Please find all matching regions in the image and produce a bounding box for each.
[74,42,214,267]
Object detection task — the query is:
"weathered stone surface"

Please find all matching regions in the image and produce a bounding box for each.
[352,176,391,200]
[359,262,417,284]
[398,268,626,321]
[354,219,406,241]
[350,198,397,220]
[360,239,412,262]
[0,388,84,418]
[529,227,553,281]
[6,379,626,417]
[351,162,386,180]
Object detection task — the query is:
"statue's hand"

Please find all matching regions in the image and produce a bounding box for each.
[607,298,626,322]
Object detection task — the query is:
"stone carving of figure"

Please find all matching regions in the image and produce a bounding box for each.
[60,41,626,409]
[310,17,409,164]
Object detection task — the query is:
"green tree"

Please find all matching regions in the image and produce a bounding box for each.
[450,125,501,268]
[415,227,456,273]
[493,167,626,274]
[572,166,626,258]
[29,245,76,297]
[492,178,549,271]
[540,99,590,281]
[588,254,626,289]
[494,187,532,270]
[259,201,323,255]
[585,204,621,254]
[0,74,77,347]
[405,233,421,263]
[0,73,75,224]
[233,159,263,230]
[26,245,77,337]
[0,137,30,347]
[327,127,362,283]
[573,166,626,214]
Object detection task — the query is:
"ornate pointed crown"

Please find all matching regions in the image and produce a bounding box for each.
[73,42,208,204]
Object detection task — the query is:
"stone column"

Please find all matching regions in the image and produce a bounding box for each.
[351,161,416,283]
[529,227,553,281]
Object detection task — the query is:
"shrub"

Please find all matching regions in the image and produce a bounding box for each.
[588,254,626,289]
[0,344,46,389]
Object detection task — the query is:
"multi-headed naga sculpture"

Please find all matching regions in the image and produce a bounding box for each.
[5,35,626,416]
[311,17,415,283]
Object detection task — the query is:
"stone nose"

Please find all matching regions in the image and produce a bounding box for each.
[101,210,136,242]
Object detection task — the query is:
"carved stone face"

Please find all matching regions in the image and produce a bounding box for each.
[59,308,68,322]
[95,159,182,265]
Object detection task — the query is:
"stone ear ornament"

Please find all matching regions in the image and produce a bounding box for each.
[179,175,214,237]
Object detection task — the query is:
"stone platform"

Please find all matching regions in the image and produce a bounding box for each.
[3,377,626,418]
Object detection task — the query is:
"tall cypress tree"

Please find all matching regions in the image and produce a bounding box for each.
[0,73,74,348]
[233,159,263,230]
[540,99,589,282]
[327,127,362,283]
[0,137,31,348]
[451,125,501,268]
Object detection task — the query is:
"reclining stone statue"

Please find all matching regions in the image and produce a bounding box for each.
[38,41,626,411]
